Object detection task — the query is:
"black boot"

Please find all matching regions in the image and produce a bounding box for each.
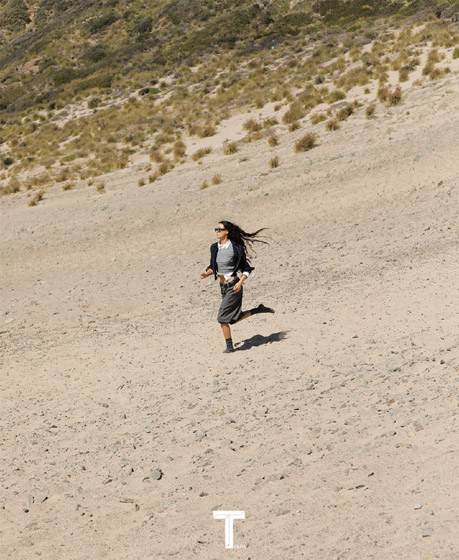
[248,304,275,315]
[224,337,235,353]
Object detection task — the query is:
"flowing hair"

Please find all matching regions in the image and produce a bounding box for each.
[218,220,269,261]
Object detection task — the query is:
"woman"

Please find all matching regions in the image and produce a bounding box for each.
[200,220,275,353]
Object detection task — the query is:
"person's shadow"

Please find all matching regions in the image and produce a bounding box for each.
[235,331,289,351]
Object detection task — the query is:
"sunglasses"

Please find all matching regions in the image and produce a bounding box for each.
[215,228,226,232]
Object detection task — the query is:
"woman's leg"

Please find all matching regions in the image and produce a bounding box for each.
[231,311,251,324]
[220,323,231,338]
[220,323,235,352]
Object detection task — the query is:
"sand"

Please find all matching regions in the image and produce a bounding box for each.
[1,68,459,559]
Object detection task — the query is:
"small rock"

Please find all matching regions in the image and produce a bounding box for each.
[414,504,423,510]
[36,495,48,504]
[422,527,433,537]
[414,421,424,432]
[150,468,163,480]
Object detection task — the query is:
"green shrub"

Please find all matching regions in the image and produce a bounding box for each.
[87,12,118,34]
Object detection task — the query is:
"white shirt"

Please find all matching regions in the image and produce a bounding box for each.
[218,240,250,280]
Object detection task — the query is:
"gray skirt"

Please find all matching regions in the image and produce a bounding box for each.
[217,277,244,324]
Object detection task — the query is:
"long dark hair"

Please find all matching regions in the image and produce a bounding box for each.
[219,220,269,261]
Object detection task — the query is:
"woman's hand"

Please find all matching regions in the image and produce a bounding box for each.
[233,281,243,292]
[200,270,211,279]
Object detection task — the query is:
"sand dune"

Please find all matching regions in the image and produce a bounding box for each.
[1,70,459,559]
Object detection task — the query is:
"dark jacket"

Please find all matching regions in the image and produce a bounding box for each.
[206,240,255,280]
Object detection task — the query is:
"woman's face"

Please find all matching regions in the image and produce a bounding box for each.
[215,223,227,241]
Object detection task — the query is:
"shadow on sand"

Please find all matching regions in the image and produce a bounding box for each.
[235,331,289,351]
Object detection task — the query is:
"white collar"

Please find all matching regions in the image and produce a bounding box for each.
[218,239,231,249]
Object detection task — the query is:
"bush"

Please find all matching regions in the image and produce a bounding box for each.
[326,90,346,104]
[399,66,411,82]
[282,102,304,124]
[268,135,278,147]
[294,133,317,152]
[138,178,146,187]
[270,156,279,168]
[336,104,354,121]
[311,113,327,125]
[212,174,222,185]
[289,121,301,132]
[325,118,340,131]
[366,104,376,118]
[377,86,389,103]
[173,140,186,158]
[192,147,212,161]
[243,118,262,133]
[158,159,174,175]
[150,149,164,163]
[386,86,402,106]
[87,12,118,34]
[223,142,238,155]
[200,180,209,190]
[28,189,45,206]
[198,123,216,138]
[88,97,101,109]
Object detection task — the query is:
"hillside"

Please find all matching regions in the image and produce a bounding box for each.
[0,0,458,197]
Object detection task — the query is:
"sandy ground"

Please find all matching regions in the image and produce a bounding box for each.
[1,67,459,559]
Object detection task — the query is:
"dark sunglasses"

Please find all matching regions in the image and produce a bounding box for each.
[215,227,226,232]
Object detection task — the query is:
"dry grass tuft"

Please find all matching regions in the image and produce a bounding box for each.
[223,142,238,155]
[386,86,402,106]
[28,189,45,206]
[289,121,301,132]
[173,140,186,159]
[282,102,304,125]
[294,132,317,152]
[310,113,327,125]
[268,135,279,147]
[270,156,279,168]
[243,118,262,133]
[212,174,222,185]
[325,118,340,131]
[198,123,216,138]
[192,147,212,161]
[336,104,354,121]
[366,103,376,119]
[200,180,209,190]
